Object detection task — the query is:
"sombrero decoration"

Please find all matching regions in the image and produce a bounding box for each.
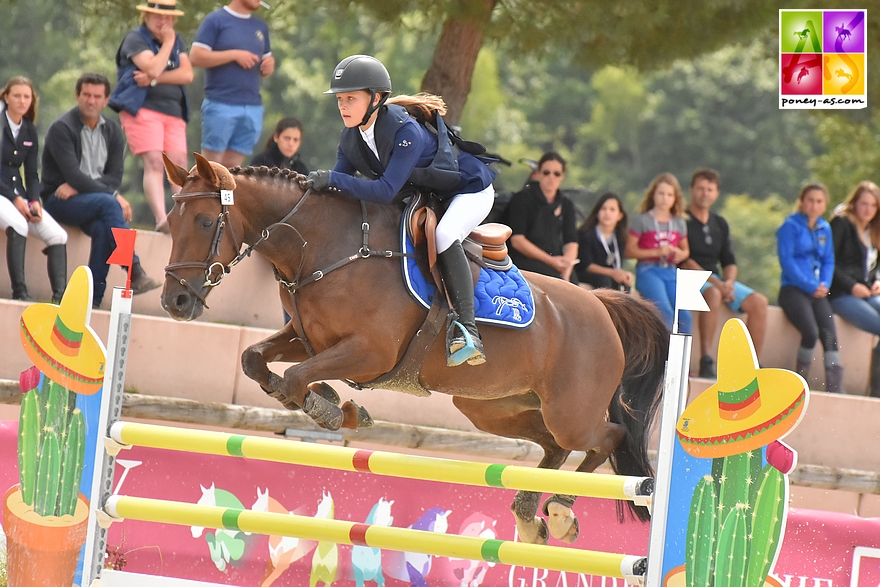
[676,318,810,458]
[19,266,107,395]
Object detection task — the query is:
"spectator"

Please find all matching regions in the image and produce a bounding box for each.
[681,168,768,378]
[505,151,579,281]
[111,0,193,233]
[576,192,633,292]
[1,76,68,303]
[776,183,841,392]
[190,0,274,168]
[625,172,691,333]
[41,72,160,308]
[830,181,880,397]
[250,117,308,174]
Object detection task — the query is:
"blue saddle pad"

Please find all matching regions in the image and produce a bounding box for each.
[400,223,535,329]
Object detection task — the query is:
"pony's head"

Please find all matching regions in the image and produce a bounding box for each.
[366,497,394,527]
[315,490,334,519]
[161,153,240,321]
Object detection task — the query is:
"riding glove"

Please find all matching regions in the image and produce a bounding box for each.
[306,170,331,191]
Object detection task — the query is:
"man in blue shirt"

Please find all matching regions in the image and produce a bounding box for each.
[190,0,274,167]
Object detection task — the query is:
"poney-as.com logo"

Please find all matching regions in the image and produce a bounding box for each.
[779,9,867,109]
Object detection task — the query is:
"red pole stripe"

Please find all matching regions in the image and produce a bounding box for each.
[349,523,370,546]
[352,450,374,473]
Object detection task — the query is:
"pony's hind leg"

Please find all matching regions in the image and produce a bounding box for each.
[452,395,569,545]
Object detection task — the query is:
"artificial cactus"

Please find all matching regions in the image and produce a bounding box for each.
[714,504,749,587]
[686,475,717,587]
[16,370,89,518]
[34,425,62,516]
[718,451,754,527]
[18,384,40,506]
[745,465,787,587]
[58,409,86,516]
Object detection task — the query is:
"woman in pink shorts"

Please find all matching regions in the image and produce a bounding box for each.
[113,0,193,232]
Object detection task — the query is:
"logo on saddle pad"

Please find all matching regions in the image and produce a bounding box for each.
[492,296,528,322]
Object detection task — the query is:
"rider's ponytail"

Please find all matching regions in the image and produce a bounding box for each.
[386,93,447,124]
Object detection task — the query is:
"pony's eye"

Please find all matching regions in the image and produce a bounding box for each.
[197,215,214,229]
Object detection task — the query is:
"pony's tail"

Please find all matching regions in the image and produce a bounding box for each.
[592,288,669,522]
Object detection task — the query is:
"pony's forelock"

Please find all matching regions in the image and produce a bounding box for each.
[189,162,237,191]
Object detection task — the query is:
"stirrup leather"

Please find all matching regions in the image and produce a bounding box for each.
[446,319,486,367]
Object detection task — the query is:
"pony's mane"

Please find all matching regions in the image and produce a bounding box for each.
[189,161,238,191]
[229,165,311,191]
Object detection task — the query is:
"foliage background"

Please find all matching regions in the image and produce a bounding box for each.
[1,0,878,301]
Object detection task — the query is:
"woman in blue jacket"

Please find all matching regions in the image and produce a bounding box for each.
[776,183,842,392]
[308,55,496,367]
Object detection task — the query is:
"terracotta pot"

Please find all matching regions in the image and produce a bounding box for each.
[2,485,90,587]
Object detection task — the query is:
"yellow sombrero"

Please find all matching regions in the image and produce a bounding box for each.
[676,319,809,458]
[19,266,106,395]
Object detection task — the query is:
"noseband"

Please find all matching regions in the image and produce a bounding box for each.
[164,188,314,308]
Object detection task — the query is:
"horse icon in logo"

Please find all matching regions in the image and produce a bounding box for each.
[491,296,529,322]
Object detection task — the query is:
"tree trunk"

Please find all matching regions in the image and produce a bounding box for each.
[420,0,497,126]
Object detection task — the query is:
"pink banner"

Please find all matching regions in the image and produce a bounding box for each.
[0,421,877,586]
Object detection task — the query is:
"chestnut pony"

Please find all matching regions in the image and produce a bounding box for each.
[161,154,668,545]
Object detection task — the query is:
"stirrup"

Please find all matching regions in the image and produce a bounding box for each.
[447,320,486,367]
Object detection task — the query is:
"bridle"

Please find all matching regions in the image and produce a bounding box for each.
[164,187,314,308]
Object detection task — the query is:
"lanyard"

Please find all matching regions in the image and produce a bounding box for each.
[596,226,620,269]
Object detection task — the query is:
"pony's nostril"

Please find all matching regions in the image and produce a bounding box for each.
[174,293,191,310]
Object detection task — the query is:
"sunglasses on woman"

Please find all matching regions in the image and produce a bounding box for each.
[541,170,563,177]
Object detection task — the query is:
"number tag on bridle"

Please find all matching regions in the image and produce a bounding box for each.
[220,189,234,205]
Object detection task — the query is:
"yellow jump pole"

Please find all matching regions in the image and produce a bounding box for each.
[104,495,646,580]
[109,422,653,503]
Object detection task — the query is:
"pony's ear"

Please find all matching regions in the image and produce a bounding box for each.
[163,153,188,187]
[194,152,221,189]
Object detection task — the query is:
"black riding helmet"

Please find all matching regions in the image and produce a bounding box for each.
[325,55,392,126]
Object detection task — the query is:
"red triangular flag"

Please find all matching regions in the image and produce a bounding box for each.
[107,228,137,267]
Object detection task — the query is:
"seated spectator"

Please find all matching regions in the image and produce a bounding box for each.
[505,151,578,281]
[830,181,880,397]
[250,117,309,174]
[626,172,691,333]
[1,76,68,303]
[776,183,842,392]
[681,168,768,378]
[576,192,633,292]
[41,72,160,308]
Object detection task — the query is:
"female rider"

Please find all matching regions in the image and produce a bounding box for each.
[307,55,496,367]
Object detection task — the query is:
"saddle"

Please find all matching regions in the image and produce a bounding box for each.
[404,192,513,290]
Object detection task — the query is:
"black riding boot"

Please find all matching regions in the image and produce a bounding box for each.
[6,227,31,301]
[45,244,67,303]
[438,240,486,366]
[870,344,880,398]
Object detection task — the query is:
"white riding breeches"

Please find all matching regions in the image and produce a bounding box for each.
[435,184,495,253]
[0,197,68,245]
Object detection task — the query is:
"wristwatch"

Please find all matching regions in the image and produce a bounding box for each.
[150,78,157,87]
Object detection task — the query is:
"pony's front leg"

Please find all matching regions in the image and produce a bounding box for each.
[277,337,382,431]
[241,323,314,408]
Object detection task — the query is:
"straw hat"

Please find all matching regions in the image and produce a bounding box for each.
[19,266,107,395]
[137,0,184,16]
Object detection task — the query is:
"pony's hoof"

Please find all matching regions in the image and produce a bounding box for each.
[340,400,374,430]
[303,391,343,430]
[546,501,579,543]
[513,514,548,545]
[308,381,341,405]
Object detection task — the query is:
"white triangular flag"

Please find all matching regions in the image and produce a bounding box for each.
[675,269,711,313]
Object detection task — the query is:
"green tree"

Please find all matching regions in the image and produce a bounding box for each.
[809,110,880,206]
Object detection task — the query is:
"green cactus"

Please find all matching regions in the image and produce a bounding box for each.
[58,409,86,516]
[686,475,717,587]
[17,385,40,506]
[718,451,754,527]
[714,504,749,587]
[746,465,787,587]
[34,426,62,516]
[16,372,89,518]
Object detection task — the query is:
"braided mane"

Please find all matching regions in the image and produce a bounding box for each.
[229,165,311,191]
